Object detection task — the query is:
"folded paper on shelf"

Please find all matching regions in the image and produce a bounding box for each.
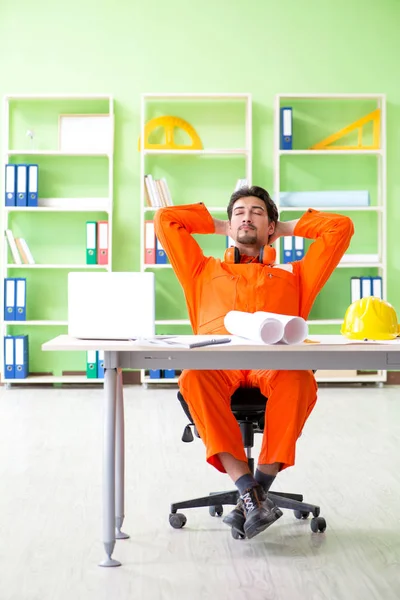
[224,310,308,345]
[279,190,370,208]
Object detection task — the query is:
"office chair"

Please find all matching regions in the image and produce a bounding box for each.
[169,387,326,539]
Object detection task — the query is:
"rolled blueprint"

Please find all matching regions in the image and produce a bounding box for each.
[224,311,284,344]
[224,310,308,345]
[256,312,308,345]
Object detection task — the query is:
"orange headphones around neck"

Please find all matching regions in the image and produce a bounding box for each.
[224,245,276,265]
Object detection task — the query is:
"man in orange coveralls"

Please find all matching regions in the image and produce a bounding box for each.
[155,186,354,539]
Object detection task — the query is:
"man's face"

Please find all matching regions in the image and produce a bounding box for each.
[228,196,275,247]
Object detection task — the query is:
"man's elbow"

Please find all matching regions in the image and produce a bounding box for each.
[335,214,354,237]
[154,206,170,236]
[337,215,355,248]
[343,216,355,240]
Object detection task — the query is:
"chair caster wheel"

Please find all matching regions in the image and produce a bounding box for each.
[310,516,326,533]
[209,504,223,517]
[231,528,245,540]
[169,513,187,529]
[294,510,310,520]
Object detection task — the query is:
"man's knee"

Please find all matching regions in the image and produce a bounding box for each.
[295,369,316,386]
[180,369,237,391]
[179,369,221,392]
[277,369,316,386]
[179,369,201,389]
[272,370,317,404]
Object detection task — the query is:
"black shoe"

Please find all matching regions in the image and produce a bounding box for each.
[222,499,245,536]
[241,485,283,539]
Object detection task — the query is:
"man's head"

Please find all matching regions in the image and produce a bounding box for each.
[227,186,278,252]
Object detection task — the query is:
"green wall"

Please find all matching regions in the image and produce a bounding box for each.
[1,0,400,374]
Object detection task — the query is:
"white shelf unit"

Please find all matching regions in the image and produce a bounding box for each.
[5,198,111,212]
[274,93,387,384]
[7,150,111,157]
[3,375,104,385]
[1,94,114,385]
[143,149,248,156]
[6,264,110,269]
[279,149,383,156]
[6,320,68,326]
[140,93,252,385]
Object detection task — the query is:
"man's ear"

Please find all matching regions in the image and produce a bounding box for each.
[268,221,275,236]
[267,221,276,244]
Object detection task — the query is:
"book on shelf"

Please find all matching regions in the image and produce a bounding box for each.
[161,178,173,205]
[144,175,173,207]
[5,230,22,264]
[155,180,166,206]
[5,230,35,264]
[234,178,248,191]
[16,239,35,265]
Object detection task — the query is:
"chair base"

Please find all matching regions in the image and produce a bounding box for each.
[170,489,320,517]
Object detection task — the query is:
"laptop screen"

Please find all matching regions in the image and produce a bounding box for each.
[68,272,155,340]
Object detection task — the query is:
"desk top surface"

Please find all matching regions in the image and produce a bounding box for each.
[42,334,400,353]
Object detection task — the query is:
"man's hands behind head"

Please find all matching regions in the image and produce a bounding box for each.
[268,219,300,244]
[213,218,230,236]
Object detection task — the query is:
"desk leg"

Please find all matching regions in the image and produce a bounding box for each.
[115,368,129,540]
[99,364,121,568]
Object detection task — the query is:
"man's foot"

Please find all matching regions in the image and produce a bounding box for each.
[241,485,283,539]
[222,499,245,535]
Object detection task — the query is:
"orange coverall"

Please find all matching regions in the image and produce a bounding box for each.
[155,204,354,473]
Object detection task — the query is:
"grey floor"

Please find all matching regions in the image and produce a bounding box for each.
[0,382,399,600]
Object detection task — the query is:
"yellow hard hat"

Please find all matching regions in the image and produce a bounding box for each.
[341,296,399,340]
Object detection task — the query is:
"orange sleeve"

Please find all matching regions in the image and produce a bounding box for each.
[154,203,215,289]
[293,209,354,319]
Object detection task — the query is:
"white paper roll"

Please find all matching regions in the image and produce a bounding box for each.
[224,311,284,345]
[224,311,308,345]
[282,317,308,344]
[254,312,308,345]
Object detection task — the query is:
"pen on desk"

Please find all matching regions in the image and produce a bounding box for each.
[189,338,231,349]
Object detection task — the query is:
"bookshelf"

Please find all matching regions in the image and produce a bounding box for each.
[273,93,387,384]
[1,94,114,385]
[139,93,252,385]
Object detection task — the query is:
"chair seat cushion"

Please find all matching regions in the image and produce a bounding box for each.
[230,387,268,413]
[177,387,268,425]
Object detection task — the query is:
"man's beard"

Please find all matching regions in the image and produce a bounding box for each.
[237,228,257,245]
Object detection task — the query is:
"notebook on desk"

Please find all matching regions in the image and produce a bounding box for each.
[68,272,155,340]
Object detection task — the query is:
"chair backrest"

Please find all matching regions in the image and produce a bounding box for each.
[177,391,194,424]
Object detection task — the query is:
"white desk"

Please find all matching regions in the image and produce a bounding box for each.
[42,334,400,567]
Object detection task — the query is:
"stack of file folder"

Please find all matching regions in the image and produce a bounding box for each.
[351,276,382,302]
[144,221,168,264]
[149,369,176,379]
[5,164,39,207]
[4,278,27,321]
[86,222,109,265]
[86,351,105,378]
[4,335,29,379]
[282,237,304,262]
[280,107,293,150]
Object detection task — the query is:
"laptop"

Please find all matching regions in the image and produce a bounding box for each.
[68,272,155,340]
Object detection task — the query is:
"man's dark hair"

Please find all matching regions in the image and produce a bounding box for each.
[227,185,278,224]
